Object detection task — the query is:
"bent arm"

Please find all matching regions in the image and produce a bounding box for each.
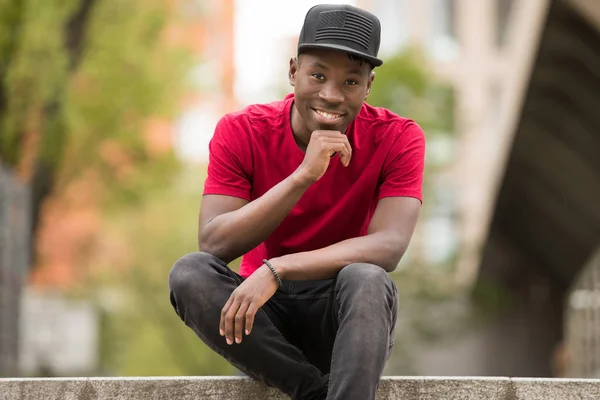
[269,196,421,280]
[198,171,312,263]
[199,128,353,263]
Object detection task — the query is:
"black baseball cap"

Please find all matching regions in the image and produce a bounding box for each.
[297,4,383,67]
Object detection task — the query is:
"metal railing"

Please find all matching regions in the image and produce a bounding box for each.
[0,165,31,377]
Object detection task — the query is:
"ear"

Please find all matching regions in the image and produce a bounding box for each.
[289,57,299,87]
[365,71,375,100]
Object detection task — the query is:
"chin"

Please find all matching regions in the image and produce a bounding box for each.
[313,119,346,133]
[327,123,348,133]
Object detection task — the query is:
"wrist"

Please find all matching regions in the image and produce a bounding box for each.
[290,168,316,187]
[262,259,283,286]
[266,257,287,280]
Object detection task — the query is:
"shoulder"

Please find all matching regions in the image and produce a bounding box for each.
[355,102,425,145]
[209,95,293,165]
[217,94,292,138]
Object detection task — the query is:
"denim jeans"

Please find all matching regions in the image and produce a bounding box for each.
[168,252,398,400]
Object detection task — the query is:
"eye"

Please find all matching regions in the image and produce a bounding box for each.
[345,79,358,85]
[311,73,325,81]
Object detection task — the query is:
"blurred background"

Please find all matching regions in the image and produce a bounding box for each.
[1,0,599,380]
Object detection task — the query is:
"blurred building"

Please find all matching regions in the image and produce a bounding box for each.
[0,166,30,377]
[565,248,600,378]
[172,0,237,162]
[355,0,520,279]
[474,0,600,377]
[354,0,600,378]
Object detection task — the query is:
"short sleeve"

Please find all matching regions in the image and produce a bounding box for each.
[203,115,253,200]
[378,122,426,203]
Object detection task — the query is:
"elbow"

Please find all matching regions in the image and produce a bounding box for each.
[197,238,214,257]
[197,235,235,264]
[198,223,224,261]
[381,257,401,273]
[197,239,214,256]
[197,230,210,253]
[378,236,409,273]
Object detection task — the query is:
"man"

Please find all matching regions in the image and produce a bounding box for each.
[168,4,425,400]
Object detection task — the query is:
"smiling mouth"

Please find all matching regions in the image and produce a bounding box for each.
[313,108,344,121]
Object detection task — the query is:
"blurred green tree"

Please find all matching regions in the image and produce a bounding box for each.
[0,0,235,377]
[0,0,188,258]
[367,47,456,266]
[92,165,235,376]
[367,48,455,138]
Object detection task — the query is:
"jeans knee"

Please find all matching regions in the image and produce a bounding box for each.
[337,263,397,307]
[339,263,392,289]
[168,252,215,294]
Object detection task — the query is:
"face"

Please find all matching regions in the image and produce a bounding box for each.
[289,49,374,139]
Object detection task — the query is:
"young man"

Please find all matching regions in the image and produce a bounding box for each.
[168,4,425,400]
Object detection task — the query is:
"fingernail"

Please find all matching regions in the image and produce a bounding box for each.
[220,329,224,336]
[235,337,241,344]
[245,329,250,335]
[226,338,232,345]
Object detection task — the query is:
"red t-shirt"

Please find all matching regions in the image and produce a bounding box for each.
[203,93,425,277]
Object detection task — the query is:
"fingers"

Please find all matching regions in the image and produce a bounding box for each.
[218,271,278,345]
[312,130,352,159]
[244,303,260,336]
[324,141,351,167]
[234,302,250,344]
[313,131,351,162]
[312,130,344,139]
[300,130,353,182]
[221,296,238,345]
[220,296,233,337]
[342,140,352,164]
[336,140,352,167]
[220,295,255,345]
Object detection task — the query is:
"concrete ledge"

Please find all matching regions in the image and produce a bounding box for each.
[2,376,600,399]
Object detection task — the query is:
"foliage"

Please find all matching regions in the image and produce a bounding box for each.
[0,0,217,377]
[367,47,455,137]
[0,0,190,241]
[89,165,235,376]
[368,46,457,262]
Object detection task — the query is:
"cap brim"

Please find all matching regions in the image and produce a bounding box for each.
[298,43,383,67]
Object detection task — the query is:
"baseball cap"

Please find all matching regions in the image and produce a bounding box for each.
[297,4,383,67]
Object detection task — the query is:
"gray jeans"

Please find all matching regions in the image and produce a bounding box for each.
[168,252,398,400]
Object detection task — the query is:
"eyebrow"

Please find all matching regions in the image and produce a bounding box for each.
[310,61,364,76]
[311,61,329,70]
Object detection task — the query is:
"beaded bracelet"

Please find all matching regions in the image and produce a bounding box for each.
[262,259,282,288]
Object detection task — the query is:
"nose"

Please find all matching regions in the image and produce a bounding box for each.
[318,81,344,104]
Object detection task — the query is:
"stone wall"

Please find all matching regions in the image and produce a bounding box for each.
[2,376,600,400]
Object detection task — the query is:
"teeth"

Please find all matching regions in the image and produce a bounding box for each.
[315,110,342,120]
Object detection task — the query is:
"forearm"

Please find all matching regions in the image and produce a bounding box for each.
[199,170,312,263]
[272,232,407,280]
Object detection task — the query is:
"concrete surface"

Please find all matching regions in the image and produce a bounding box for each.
[2,376,600,399]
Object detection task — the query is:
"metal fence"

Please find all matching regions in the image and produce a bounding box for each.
[565,246,600,378]
[0,165,31,377]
